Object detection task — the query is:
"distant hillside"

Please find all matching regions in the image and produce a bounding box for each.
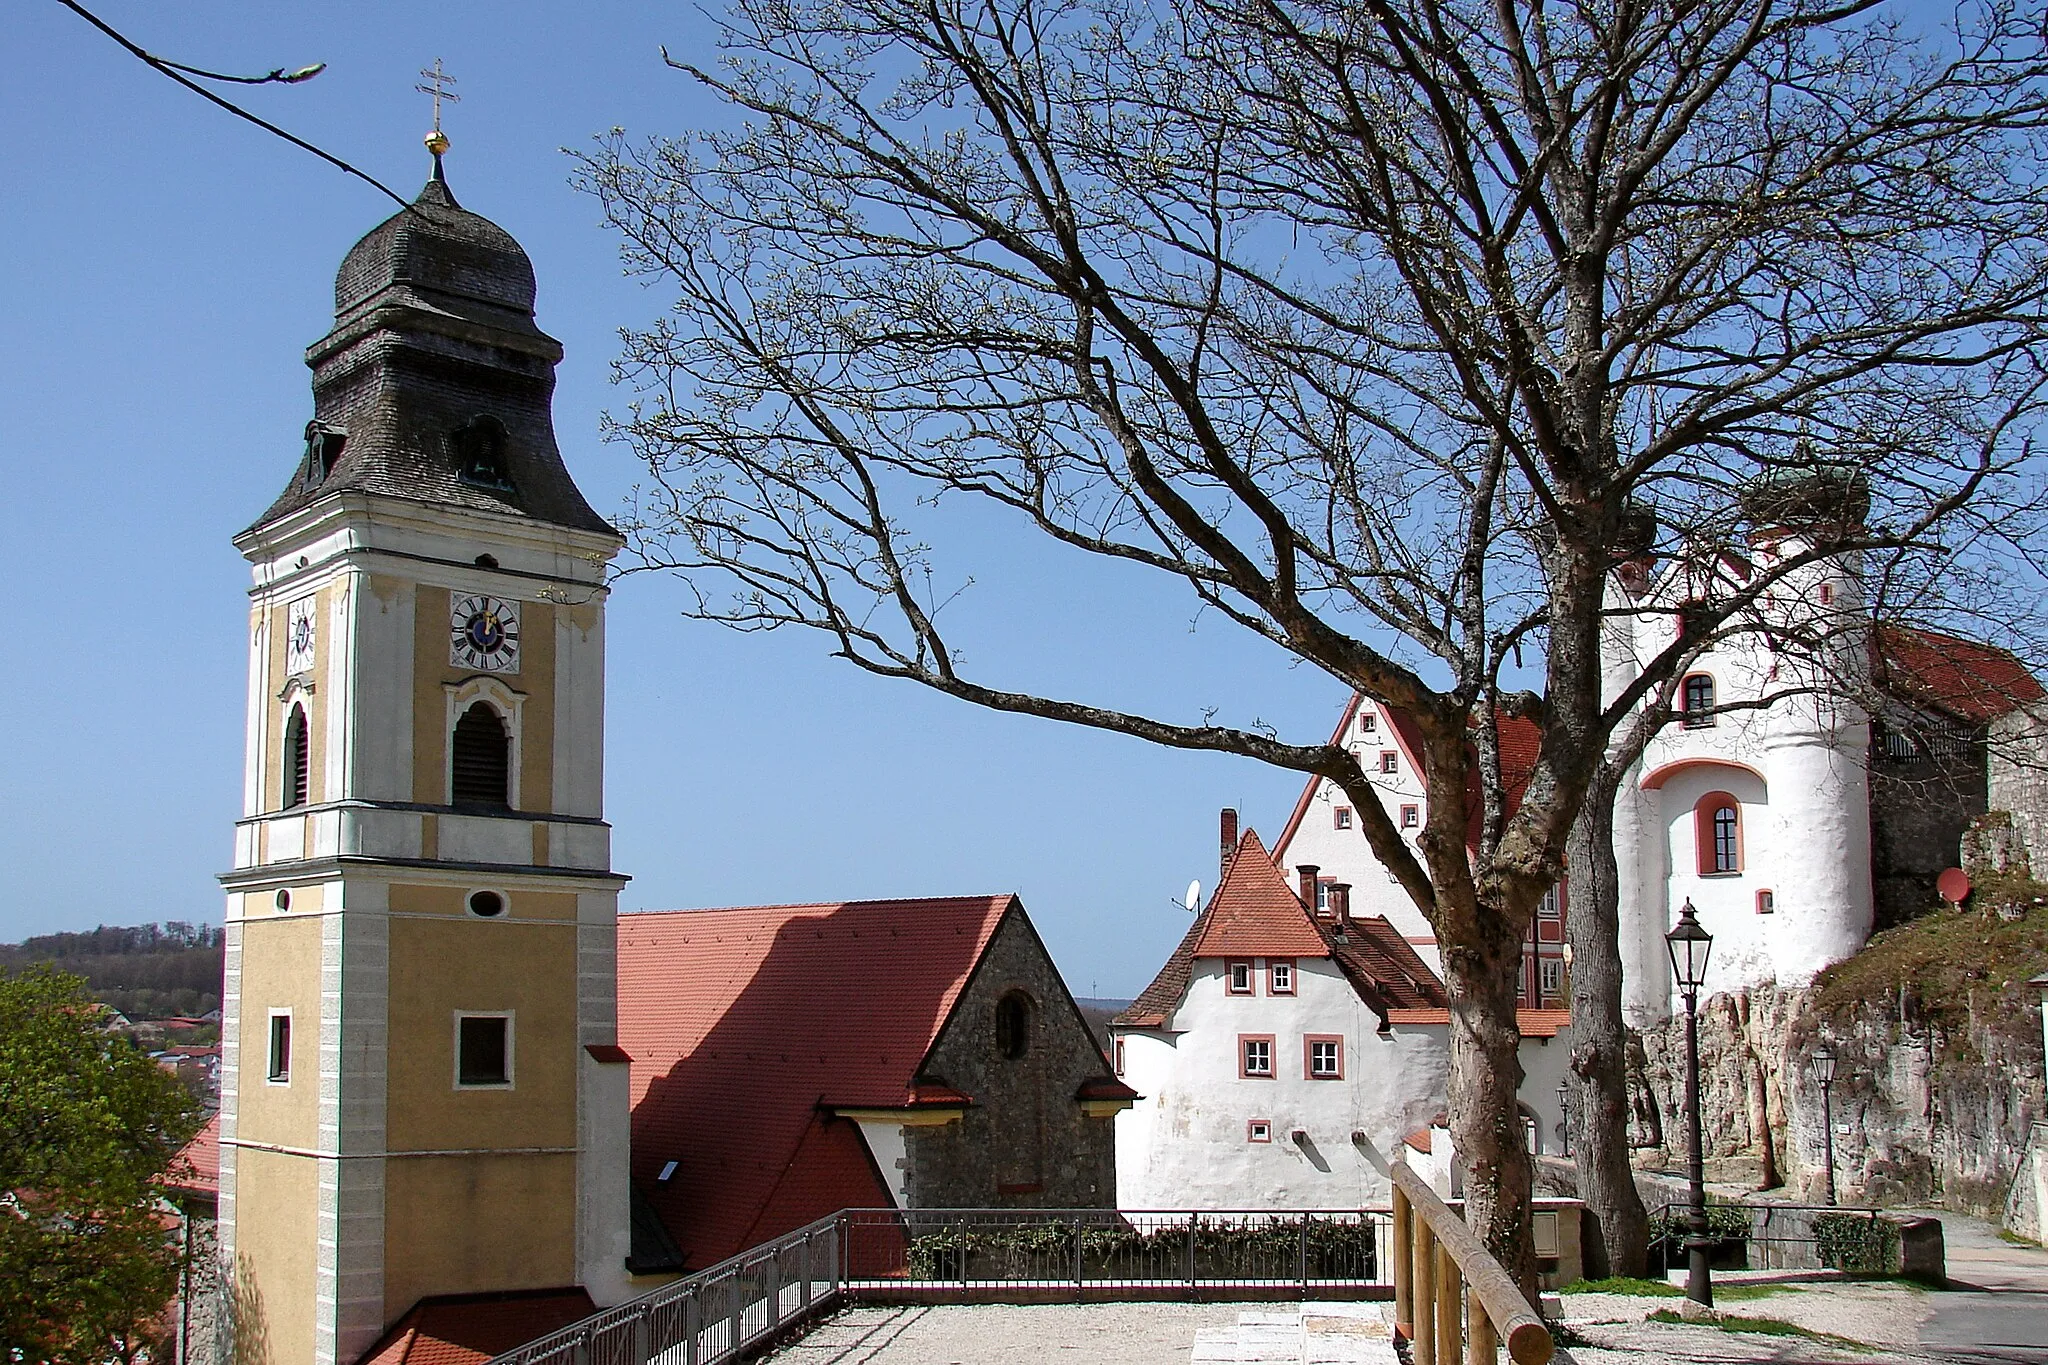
[0,921,224,1020]
[1074,997,1134,1050]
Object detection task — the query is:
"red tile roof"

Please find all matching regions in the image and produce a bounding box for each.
[1192,830,1333,960]
[1383,1006,1573,1038]
[1875,624,2044,724]
[1116,833,1448,1027]
[356,1289,595,1365]
[165,1113,219,1200]
[618,895,1013,1270]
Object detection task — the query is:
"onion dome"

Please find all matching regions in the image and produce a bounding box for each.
[248,166,613,538]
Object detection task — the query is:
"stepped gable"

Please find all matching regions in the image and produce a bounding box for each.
[356,1289,596,1365]
[617,895,1012,1270]
[1874,624,2045,724]
[249,169,613,537]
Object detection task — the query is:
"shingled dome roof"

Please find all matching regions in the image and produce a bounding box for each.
[334,173,542,332]
[246,167,615,538]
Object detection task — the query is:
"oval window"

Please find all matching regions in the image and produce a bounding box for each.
[467,889,506,918]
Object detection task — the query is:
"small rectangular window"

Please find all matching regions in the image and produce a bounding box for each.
[1756,889,1776,915]
[267,1011,291,1084]
[1306,1035,1343,1079]
[1379,751,1399,774]
[1333,806,1352,830]
[1539,958,1564,1001]
[1538,886,1563,919]
[1818,583,1835,606]
[1247,1119,1272,1143]
[1240,1035,1274,1077]
[456,1014,512,1088]
[1113,1037,1127,1075]
[1268,960,1294,995]
[1400,804,1419,829]
[1227,961,1253,994]
[1358,711,1377,734]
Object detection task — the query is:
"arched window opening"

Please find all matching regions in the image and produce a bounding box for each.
[994,991,1033,1061]
[453,417,514,490]
[1681,674,1716,728]
[451,702,511,809]
[282,705,309,809]
[1694,792,1742,874]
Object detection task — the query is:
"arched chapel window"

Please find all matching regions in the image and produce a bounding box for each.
[1681,674,1716,728]
[282,705,310,809]
[1694,792,1742,874]
[451,702,511,809]
[994,991,1033,1061]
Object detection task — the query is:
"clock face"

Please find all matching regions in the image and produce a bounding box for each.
[449,594,521,673]
[285,597,316,675]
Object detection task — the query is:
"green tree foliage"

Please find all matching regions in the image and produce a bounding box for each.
[0,923,224,1021]
[0,967,200,1364]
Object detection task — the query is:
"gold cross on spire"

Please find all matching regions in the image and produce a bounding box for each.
[416,58,460,157]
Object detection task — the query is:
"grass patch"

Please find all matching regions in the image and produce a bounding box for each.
[1559,1276,1681,1297]
[1647,1309,1869,1350]
[1811,880,2048,1041]
[1712,1282,1799,1301]
[1998,1229,2040,1248]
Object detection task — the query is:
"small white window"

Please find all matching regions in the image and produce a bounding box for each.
[1333,806,1353,830]
[1269,961,1294,994]
[1400,804,1419,829]
[1227,961,1254,994]
[1113,1037,1126,1075]
[455,1012,514,1089]
[1357,711,1377,734]
[1241,1037,1273,1077]
[1540,958,1564,1000]
[1538,886,1563,919]
[1247,1120,1272,1143]
[1308,1038,1342,1078]
[267,1010,292,1085]
[1379,751,1399,774]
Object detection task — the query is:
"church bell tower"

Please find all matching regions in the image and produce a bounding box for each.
[219,150,634,1365]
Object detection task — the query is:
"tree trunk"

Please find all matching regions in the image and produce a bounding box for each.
[1442,921,1539,1301]
[1564,774,1651,1278]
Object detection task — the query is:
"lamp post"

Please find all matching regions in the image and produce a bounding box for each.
[1557,1079,1572,1157]
[1666,899,1715,1307]
[1813,1042,1839,1207]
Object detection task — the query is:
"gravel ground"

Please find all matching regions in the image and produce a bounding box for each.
[1558,1279,1937,1363]
[762,1303,1249,1365]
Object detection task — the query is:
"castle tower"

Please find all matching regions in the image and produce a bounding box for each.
[218,158,633,1365]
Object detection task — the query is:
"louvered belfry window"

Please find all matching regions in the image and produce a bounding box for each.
[283,705,310,809]
[451,702,511,808]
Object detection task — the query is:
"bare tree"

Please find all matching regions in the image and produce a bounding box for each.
[579,0,2048,1282]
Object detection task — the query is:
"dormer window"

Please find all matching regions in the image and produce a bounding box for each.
[453,417,514,490]
[303,423,346,486]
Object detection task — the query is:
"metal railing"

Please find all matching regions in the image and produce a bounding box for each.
[1647,1201,1888,1275]
[487,1207,1390,1365]
[1390,1161,1553,1365]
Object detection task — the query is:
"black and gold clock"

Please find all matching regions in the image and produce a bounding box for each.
[449,594,521,673]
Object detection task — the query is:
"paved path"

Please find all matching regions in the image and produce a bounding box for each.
[1908,1210,2048,1365]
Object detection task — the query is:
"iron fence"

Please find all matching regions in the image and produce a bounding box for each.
[485,1208,1391,1365]
[1647,1201,1888,1274]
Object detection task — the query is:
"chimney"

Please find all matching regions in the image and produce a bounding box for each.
[1297,864,1321,912]
[1220,808,1239,882]
[1332,882,1353,924]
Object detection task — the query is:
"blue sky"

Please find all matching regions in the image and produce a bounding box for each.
[1,0,1341,996]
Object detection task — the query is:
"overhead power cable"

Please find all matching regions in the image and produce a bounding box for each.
[52,0,411,209]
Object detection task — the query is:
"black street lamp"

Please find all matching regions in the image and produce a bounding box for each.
[1813,1042,1839,1207]
[1557,1079,1572,1157]
[1666,898,1715,1307]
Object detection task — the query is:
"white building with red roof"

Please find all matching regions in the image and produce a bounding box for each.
[1111,827,1570,1210]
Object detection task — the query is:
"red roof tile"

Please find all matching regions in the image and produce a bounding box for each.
[1875,624,2045,724]
[1191,831,1332,959]
[618,895,1013,1270]
[356,1289,595,1365]
[1382,1006,1573,1038]
[165,1113,219,1200]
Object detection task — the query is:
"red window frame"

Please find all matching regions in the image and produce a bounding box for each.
[1400,804,1419,829]
[1333,806,1353,830]
[1694,792,1742,874]
[1304,1034,1344,1080]
[1358,710,1377,734]
[1226,960,1254,994]
[1112,1037,1126,1075]
[1239,1034,1275,1078]
[1379,750,1400,774]
[1267,959,1295,995]
[1247,1119,1273,1143]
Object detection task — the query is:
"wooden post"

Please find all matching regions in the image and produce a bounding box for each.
[1393,1188,1413,1333]
[1436,1242,1463,1365]
[1412,1218,1437,1365]
[1468,1302,1498,1365]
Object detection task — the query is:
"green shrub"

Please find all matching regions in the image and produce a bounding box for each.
[1815,1212,1900,1274]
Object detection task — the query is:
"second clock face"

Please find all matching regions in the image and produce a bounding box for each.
[450,594,521,673]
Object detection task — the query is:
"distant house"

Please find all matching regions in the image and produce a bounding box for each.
[1112,826,1570,1210]
[618,895,1134,1272]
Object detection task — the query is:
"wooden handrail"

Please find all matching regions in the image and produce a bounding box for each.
[1388,1159,1552,1365]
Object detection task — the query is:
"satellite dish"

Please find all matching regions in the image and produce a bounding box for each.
[1184,879,1202,912]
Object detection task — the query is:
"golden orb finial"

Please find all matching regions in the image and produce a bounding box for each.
[425,129,451,156]
[416,59,460,165]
